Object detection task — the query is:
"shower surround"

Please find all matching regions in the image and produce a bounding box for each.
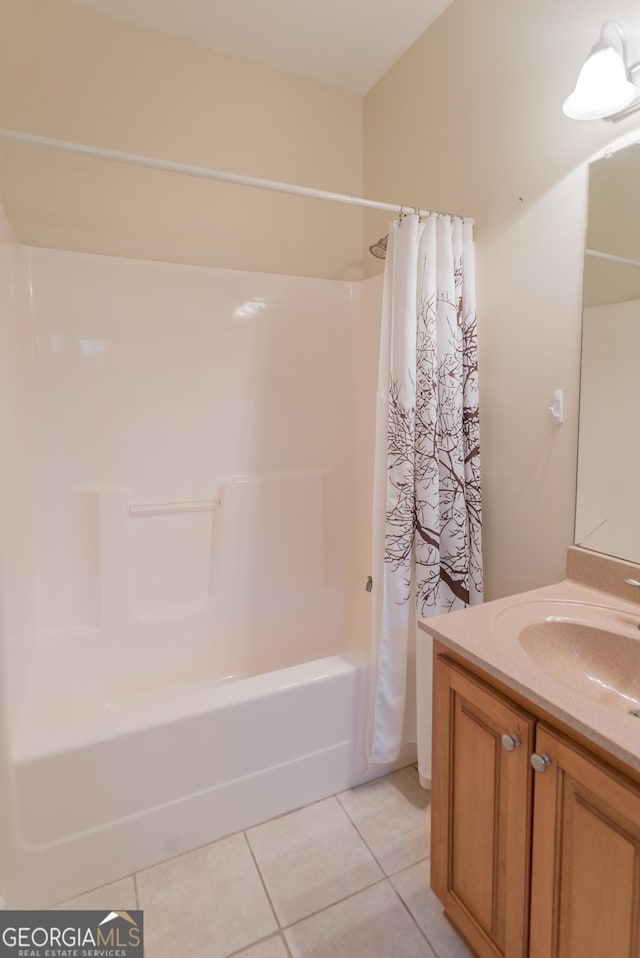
[0,245,392,907]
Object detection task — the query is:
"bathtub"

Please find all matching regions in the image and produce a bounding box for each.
[6,648,413,909]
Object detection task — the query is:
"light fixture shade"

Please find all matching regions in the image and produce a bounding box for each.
[563,39,637,120]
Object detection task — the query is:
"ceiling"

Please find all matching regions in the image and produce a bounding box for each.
[69,0,455,94]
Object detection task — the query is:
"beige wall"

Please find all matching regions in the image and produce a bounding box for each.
[0,0,363,279]
[364,0,640,598]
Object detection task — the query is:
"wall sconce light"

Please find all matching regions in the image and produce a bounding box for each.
[563,21,640,122]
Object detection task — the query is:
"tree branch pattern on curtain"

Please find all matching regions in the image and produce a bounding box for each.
[385,216,482,615]
[367,213,482,767]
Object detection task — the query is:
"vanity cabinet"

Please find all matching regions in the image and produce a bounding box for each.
[432,649,640,958]
[529,724,640,958]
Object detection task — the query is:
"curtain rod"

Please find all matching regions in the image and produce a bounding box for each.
[586,247,640,268]
[0,128,474,225]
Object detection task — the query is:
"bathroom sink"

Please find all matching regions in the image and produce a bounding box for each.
[518,618,640,712]
[494,600,640,713]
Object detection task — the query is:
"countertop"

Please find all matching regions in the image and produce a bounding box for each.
[418,547,640,774]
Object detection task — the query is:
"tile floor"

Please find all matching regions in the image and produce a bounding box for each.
[53,764,473,958]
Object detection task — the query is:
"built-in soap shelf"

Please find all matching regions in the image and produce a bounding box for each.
[44,471,327,638]
[134,600,215,623]
[43,484,223,631]
[128,497,223,517]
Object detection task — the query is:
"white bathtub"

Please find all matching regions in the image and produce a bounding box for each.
[6,649,413,909]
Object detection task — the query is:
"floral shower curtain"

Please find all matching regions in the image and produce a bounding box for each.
[366,213,482,775]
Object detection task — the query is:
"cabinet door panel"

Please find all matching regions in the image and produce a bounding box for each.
[451,699,499,931]
[432,655,535,958]
[530,724,640,958]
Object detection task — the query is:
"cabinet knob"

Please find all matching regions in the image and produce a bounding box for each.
[530,752,552,773]
[501,733,521,752]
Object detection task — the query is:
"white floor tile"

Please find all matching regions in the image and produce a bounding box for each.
[337,765,431,874]
[284,880,436,958]
[50,876,137,911]
[391,862,474,958]
[246,797,382,926]
[136,832,277,958]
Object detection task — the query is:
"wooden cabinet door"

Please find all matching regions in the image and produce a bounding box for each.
[530,724,640,958]
[432,655,535,958]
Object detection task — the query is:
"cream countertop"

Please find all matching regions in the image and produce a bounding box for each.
[418,547,640,774]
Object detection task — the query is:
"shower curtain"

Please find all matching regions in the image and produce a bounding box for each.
[366,213,482,776]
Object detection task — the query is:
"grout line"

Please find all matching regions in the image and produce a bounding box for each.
[334,792,388,875]
[132,872,140,911]
[245,793,335,832]
[222,931,289,958]
[336,768,432,879]
[280,875,388,931]
[388,880,440,958]
[48,873,141,911]
[279,861,451,958]
[385,853,431,879]
[242,831,283,931]
[279,929,295,958]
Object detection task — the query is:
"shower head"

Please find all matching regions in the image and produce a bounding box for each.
[368,234,388,259]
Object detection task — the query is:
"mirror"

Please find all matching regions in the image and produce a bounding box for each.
[575,142,640,563]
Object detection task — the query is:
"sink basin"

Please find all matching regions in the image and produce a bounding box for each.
[519,619,640,712]
[494,600,640,712]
